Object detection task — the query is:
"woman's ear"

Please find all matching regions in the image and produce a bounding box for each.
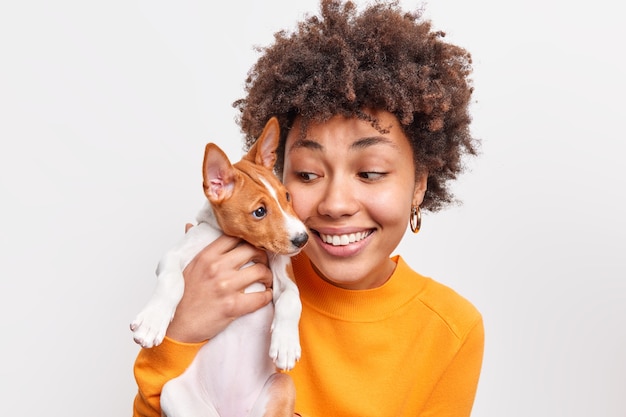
[412,173,428,207]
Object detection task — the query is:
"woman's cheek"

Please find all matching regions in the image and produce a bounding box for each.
[368,187,407,224]
[286,183,311,221]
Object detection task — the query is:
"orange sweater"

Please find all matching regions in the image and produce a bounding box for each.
[133,254,484,417]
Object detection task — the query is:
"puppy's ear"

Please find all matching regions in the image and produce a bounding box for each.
[245,117,280,170]
[202,143,237,203]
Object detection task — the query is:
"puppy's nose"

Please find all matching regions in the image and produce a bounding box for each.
[291,232,309,248]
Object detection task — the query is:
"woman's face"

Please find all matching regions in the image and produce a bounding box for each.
[283,110,427,290]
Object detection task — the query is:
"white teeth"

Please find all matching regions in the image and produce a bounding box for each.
[320,231,371,246]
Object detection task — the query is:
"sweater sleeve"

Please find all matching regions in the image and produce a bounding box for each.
[420,315,485,417]
[132,337,206,417]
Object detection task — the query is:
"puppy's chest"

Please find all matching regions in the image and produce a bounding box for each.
[199,300,275,370]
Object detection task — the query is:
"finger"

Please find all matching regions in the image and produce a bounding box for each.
[214,262,273,295]
[195,233,244,259]
[232,289,273,317]
[237,262,274,289]
[200,236,269,269]
[232,244,269,268]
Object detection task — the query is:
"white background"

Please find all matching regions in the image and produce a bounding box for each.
[1,0,624,416]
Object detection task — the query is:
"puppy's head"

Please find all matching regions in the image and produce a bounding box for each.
[202,117,308,255]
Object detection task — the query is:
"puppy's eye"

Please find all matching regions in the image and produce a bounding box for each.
[252,206,267,219]
[286,192,291,202]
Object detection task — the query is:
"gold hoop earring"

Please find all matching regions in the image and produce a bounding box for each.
[410,206,421,234]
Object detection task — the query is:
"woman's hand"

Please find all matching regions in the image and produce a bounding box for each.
[165,225,273,343]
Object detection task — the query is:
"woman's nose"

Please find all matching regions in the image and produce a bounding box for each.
[317,176,359,218]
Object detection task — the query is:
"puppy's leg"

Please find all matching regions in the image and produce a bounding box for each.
[268,255,302,370]
[248,373,296,417]
[130,251,186,348]
[131,223,218,348]
[161,373,221,417]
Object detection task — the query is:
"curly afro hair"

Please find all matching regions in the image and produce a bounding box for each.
[233,0,479,211]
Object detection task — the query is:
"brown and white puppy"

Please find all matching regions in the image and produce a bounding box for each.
[130,117,308,417]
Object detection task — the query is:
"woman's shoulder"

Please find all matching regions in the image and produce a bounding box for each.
[396,256,482,339]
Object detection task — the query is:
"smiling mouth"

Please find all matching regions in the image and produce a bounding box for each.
[316,230,373,246]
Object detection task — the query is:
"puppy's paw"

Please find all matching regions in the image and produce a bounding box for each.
[129,303,175,348]
[269,324,301,371]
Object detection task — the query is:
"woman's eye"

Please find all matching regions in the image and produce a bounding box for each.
[286,192,291,202]
[252,206,267,219]
[298,172,319,181]
[358,172,386,180]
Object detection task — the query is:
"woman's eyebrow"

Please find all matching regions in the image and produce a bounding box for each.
[288,136,395,153]
[350,136,396,150]
[288,138,323,153]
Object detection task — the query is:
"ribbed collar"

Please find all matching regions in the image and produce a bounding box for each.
[292,253,427,322]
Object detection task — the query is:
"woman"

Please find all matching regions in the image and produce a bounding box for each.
[133,1,484,415]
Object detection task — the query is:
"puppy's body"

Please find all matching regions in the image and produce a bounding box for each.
[131,118,307,417]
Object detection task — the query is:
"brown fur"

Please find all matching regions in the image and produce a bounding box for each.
[261,374,296,417]
[202,118,302,254]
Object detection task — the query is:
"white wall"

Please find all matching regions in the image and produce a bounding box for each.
[1,1,623,415]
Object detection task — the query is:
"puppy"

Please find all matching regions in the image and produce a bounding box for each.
[131,117,308,416]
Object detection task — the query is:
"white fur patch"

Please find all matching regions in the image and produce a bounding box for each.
[259,177,307,237]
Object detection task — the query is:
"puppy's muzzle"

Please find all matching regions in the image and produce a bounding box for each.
[291,232,309,249]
